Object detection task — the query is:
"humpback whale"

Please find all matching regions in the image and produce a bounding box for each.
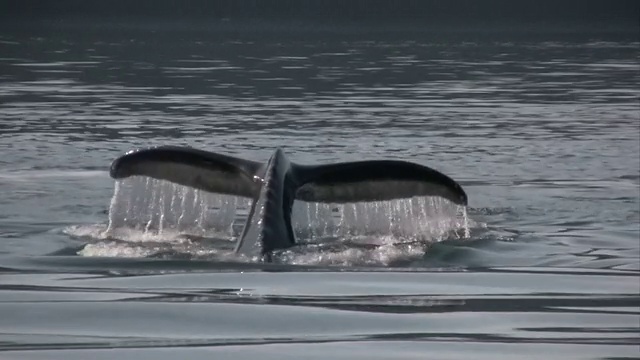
[110,146,467,259]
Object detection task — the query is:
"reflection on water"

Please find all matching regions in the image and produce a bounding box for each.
[0,267,638,359]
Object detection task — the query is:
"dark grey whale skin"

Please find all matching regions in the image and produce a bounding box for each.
[110,146,468,258]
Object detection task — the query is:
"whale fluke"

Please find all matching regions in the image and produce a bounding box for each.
[294,161,467,205]
[110,146,262,198]
[109,146,468,259]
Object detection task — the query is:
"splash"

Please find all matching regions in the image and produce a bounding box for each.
[71,177,472,264]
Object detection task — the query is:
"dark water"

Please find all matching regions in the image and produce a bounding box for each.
[0,19,639,359]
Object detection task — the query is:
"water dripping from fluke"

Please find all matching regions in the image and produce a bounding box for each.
[104,179,121,236]
[74,177,475,265]
[460,206,471,239]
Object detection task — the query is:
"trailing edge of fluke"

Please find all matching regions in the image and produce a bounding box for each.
[110,146,468,260]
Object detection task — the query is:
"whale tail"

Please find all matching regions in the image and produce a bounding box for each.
[110,146,264,198]
[110,146,468,257]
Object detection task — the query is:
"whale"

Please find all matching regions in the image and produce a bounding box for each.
[109,146,468,260]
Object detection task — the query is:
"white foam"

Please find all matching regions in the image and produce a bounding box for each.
[280,235,428,267]
[78,241,159,258]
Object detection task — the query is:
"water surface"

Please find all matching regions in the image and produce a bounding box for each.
[0,19,638,359]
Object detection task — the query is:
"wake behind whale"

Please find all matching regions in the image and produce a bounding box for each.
[101,146,469,262]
